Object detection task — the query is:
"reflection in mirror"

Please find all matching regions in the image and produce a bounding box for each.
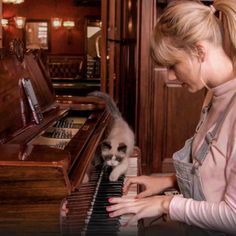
[86,18,101,79]
[25,20,49,50]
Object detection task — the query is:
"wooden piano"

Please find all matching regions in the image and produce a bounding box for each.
[0,48,140,235]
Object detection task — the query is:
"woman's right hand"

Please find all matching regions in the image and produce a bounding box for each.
[123,175,176,199]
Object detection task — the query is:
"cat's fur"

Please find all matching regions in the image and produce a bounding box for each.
[89,91,135,181]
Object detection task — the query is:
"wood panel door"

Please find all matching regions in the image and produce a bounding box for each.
[153,68,205,173]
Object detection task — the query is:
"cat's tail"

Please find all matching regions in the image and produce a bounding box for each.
[88,91,121,118]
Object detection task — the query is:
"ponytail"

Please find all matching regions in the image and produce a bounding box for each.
[214,0,236,68]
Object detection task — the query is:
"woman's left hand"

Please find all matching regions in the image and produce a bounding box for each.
[106,195,173,226]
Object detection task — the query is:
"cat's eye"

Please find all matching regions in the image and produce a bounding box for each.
[115,156,123,162]
[102,141,112,150]
[117,143,127,153]
[104,155,112,161]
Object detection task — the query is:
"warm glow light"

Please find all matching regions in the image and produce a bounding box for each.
[1,19,9,28]
[63,20,75,29]
[51,18,62,29]
[3,0,24,3]
[2,0,14,3]
[14,0,24,4]
[14,16,26,29]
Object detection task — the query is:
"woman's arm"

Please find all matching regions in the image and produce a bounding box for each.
[169,159,236,234]
[107,195,174,226]
[169,196,236,234]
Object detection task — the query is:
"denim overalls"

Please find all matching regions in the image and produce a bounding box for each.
[172,93,236,235]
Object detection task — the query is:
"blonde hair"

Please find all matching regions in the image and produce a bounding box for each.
[151,0,236,68]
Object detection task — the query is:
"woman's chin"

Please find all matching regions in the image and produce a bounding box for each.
[184,84,198,93]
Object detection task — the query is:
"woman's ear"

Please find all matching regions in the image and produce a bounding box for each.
[195,43,207,62]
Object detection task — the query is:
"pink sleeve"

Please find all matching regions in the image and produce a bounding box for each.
[169,170,236,234]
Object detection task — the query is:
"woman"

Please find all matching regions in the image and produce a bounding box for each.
[106,0,236,235]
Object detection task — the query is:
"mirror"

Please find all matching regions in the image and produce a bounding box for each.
[25,20,50,50]
[86,17,101,79]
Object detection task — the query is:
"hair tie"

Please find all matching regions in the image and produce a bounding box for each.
[209,5,216,14]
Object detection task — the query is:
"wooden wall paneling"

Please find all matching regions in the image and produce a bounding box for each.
[0,0,2,48]
[136,0,157,174]
[101,0,137,131]
[118,0,137,129]
[152,68,167,172]
[101,0,108,92]
[107,41,121,99]
[101,0,122,97]
[107,0,122,40]
[119,43,137,130]
[114,42,121,102]
[160,76,206,172]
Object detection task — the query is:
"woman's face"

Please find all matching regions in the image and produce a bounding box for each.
[167,54,205,93]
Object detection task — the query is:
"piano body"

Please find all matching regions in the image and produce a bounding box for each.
[0,49,141,235]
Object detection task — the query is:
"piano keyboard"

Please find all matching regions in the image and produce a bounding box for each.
[62,156,138,236]
[31,116,86,149]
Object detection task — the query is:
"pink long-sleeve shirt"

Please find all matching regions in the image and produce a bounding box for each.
[169,78,236,234]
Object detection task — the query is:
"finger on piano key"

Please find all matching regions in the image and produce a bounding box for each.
[119,213,138,236]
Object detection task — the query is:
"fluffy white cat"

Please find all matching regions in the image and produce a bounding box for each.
[89,91,135,181]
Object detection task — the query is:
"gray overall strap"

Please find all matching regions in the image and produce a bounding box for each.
[195,102,212,133]
[193,92,236,169]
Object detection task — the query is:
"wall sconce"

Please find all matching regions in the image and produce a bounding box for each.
[51,18,62,29]
[1,19,9,28]
[3,0,24,4]
[63,20,75,30]
[14,16,26,29]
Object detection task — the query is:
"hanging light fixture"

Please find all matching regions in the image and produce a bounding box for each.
[14,16,26,29]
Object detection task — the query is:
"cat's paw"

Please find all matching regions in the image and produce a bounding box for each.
[109,172,119,182]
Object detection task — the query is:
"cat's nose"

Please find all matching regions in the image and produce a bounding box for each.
[111,162,116,166]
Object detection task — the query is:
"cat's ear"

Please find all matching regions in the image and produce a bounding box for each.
[101,140,112,150]
[118,143,127,153]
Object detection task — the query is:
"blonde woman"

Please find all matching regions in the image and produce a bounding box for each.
[106,0,236,235]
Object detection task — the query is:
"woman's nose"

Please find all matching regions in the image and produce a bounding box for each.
[164,69,182,87]
[168,69,177,81]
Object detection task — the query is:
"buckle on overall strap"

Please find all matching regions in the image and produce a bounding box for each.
[191,161,201,174]
[195,105,211,133]
[205,132,214,144]
[202,105,211,114]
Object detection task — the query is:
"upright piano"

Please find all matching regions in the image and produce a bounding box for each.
[0,49,140,235]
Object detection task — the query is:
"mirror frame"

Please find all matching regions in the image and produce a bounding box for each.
[24,19,50,51]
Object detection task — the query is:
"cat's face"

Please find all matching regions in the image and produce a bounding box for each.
[101,140,127,167]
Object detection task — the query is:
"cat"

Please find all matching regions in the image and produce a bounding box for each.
[89,91,135,182]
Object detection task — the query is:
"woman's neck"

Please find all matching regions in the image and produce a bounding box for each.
[207,48,235,88]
